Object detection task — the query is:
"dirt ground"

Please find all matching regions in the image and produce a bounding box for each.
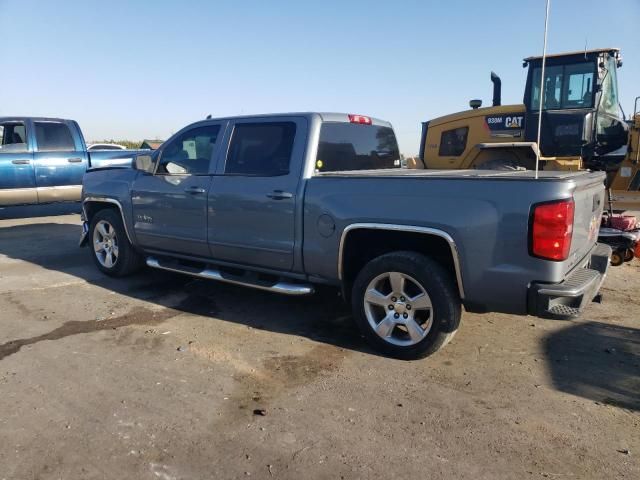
[0,203,638,480]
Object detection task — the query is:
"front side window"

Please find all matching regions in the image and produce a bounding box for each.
[315,123,400,172]
[35,122,75,151]
[0,122,28,152]
[157,125,220,175]
[529,62,595,110]
[225,122,296,176]
[439,127,468,156]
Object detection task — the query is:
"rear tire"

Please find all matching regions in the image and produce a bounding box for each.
[89,208,143,277]
[351,251,461,360]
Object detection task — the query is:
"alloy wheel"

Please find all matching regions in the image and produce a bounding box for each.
[363,271,434,346]
[93,220,119,268]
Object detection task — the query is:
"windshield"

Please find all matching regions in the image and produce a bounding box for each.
[529,61,595,110]
[316,123,400,172]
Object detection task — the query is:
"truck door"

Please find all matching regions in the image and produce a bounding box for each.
[0,120,36,206]
[207,117,307,271]
[32,120,88,202]
[131,123,224,257]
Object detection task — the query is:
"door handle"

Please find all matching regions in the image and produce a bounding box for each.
[11,159,30,165]
[184,186,206,194]
[67,157,83,163]
[266,190,293,200]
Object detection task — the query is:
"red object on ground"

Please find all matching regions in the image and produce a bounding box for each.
[609,215,637,231]
[635,241,640,259]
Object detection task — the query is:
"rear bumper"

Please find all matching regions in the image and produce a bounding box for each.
[528,243,611,319]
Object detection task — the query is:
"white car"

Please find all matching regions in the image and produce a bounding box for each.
[87,143,126,151]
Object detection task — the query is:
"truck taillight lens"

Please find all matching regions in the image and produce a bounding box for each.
[531,199,575,261]
[348,114,372,125]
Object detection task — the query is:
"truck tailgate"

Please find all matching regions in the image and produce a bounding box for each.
[567,172,605,271]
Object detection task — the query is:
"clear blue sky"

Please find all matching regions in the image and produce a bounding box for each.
[1,0,638,155]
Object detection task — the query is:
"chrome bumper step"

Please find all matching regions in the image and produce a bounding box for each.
[145,257,314,296]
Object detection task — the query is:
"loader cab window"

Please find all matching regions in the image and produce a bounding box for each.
[529,62,595,110]
[438,127,468,156]
[599,56,620,117]
[629,171,640,192]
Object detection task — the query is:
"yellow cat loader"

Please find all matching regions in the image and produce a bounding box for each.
[418,48,637,207]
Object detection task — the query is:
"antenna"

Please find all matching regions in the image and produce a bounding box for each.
[535,0,551,180]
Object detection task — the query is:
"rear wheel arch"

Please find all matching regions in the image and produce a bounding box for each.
[339,224,464,301]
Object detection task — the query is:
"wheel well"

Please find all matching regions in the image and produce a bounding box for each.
[83,201,118,224]
[341,229,459,300]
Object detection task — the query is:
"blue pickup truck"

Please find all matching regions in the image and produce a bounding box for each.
[0,117,140,206]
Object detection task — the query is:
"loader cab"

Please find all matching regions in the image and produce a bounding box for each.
[523,48,628,167]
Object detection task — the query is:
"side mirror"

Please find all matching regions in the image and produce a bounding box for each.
[134,154,155,173]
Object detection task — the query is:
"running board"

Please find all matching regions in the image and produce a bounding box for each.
[145,257,314,296]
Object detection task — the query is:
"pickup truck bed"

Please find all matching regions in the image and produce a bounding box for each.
[79,112,610,359]
[304,168,607,314]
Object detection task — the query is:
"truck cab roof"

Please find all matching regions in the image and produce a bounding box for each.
[0,116,72,123]
[185,112,393,129]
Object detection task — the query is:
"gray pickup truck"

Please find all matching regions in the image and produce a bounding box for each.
[80,112,610,359]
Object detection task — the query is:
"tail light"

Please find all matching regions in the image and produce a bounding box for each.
[530,199,575,261]
[348,114,372,125]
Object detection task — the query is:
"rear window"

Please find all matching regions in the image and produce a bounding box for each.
[316,123,400,172]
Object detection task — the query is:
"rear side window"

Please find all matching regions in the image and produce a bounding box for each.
[225,122,296,176]
[438,127,468,156]
[35,122,75,151]
[0,122,28,152]
[316,123,400,172]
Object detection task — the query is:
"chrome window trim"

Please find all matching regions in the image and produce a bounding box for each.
[82,196,133,244]
[337,223,465,299]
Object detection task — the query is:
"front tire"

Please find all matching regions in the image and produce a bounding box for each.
[351,251,461,359]
[89,208,142,277]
